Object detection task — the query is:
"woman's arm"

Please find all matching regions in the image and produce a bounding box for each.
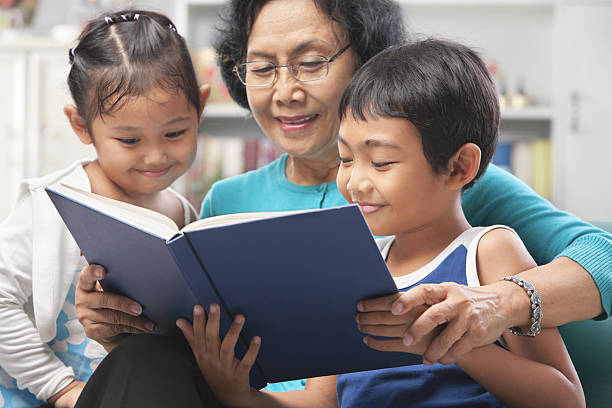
[358,165,611,365]
[463,164,610,319]
[454,228,584,408]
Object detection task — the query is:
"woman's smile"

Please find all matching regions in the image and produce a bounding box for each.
[276,114,319,131]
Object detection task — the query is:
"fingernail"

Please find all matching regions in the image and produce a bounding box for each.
[423,358,432,366]
[362,337,368,345]
[357,324,362,331]
[402,335,413,346]
[210,304,218,313]
[235,315,244,324]
[145,321,155,331]
[194,305,203,316]
[355,315,360,323]
[94,267,104,279]
[357,302,364,312]
[129,304,142,315]
[253,336,261,345]
[391,303,403,315]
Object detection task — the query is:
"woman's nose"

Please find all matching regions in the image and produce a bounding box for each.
[272,67,305,105]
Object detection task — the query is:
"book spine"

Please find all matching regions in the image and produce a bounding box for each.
[168,235,267,390]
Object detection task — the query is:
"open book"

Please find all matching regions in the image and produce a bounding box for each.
[46,184,421,389]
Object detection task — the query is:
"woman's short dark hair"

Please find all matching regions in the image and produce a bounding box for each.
[214,0,407,110]
[339,39,500,189]
[67,9,201,131]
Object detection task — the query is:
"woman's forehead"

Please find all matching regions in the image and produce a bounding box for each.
[247,0,344,54]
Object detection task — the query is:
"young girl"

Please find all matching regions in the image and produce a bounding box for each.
[0,10,208,408]
[174,40,584,407]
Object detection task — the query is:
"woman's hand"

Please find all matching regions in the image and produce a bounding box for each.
[177,304,261,408]
[356,299,438,356]
[47,380,85,408]
[75,264,155,352]
[357,281,525,365]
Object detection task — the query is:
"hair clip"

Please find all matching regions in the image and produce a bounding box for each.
[104,16,113,25]
[133,14,140,21]
[168,24,177,32]
[121,14,128,21]
[70,48,75,57]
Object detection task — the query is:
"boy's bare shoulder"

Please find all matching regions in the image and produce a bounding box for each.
[475,227,536,285]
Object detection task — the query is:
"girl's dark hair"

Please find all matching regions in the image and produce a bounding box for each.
[214,0,407,110]
[339,39,500,189]
[67,10,200,130]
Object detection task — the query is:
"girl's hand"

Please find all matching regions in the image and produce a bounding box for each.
[47,380,85,408]
[177,304,261,407]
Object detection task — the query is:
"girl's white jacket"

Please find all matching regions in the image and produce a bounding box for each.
[0,159,97,401]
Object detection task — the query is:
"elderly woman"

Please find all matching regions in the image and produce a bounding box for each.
[74,0,611,405]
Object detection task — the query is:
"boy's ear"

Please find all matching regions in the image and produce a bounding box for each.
[64,105,93,145]
[198,84,211,118]
[445,143,481,190]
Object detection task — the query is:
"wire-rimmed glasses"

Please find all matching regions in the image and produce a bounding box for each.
[233,43,352,87]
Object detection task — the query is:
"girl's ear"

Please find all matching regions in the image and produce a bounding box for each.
[198,84,211,118]
[445,143,481,191]
[64,105,92,145]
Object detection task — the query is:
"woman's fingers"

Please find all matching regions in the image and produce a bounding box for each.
[357,292,403,312]
[78,264,105,291]
[79,307,154,333]
[405,283,511,364]
[75,264,154,347]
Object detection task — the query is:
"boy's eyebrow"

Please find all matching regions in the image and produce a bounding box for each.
[247,40,325,59]
[110,117,192,131]
[364,139,400,149]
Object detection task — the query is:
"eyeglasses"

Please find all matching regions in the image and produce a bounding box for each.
[233,43,352,87]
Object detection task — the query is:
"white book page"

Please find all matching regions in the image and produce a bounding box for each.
[180,209,309,232]
[56,184,179,240]
[55,184,312,238]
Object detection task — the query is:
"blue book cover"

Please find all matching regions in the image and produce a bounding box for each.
[46,184,421,387]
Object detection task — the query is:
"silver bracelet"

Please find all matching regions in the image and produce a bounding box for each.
[502,276,542,337]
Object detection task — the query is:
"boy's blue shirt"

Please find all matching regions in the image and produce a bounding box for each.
[200,153,612,392]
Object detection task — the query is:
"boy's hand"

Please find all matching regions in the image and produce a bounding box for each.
[357,283,510,365]
[177,304,261,408]
[356,298,439,357]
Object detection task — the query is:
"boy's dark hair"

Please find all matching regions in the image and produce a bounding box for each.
[67,10,201,131]
[339,39,500,189]
[214,0,407,110]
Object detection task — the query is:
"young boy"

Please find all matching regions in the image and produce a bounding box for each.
[177,39,584,407]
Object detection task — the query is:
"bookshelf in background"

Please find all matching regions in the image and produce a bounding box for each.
[493,135,551,200]
[182,135,281,207]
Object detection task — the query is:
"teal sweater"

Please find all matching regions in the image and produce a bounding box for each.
[201,154,612,390]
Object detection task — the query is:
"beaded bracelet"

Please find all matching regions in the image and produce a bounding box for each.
[502,276,542,337]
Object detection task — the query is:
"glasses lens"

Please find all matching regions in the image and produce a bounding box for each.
[239,61,276,86]
[290,56,328,82]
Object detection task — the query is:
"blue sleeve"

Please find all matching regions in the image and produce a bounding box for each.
[199,187,215,219]
[463,164,612,318]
